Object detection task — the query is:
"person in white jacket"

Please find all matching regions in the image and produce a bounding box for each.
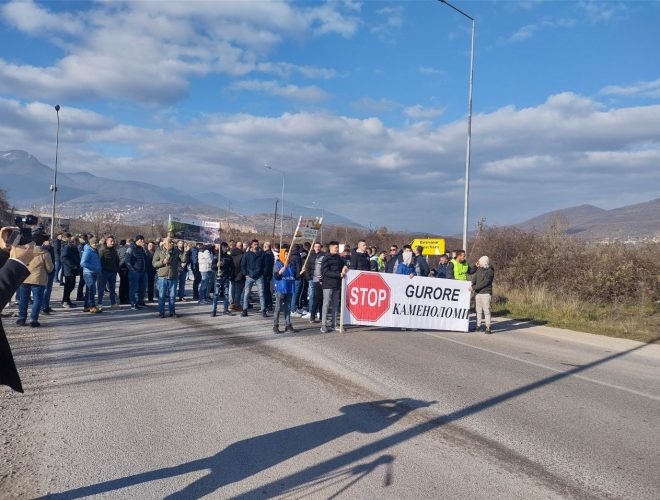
[197,245,213,304]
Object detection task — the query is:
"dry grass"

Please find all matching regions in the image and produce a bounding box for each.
[492,284,660,344]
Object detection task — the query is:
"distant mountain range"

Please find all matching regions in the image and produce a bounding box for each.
[0,150,363,229]
[511,199,660,241]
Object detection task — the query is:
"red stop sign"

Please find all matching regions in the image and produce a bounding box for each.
[347,273,391,322]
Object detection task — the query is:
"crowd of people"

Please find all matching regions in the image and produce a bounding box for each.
[10,228,495,335]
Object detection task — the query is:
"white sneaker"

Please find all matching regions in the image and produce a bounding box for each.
[300,311,309,317]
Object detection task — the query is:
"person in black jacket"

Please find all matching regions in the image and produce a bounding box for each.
[320,241,347,333]
[262,241,275,313]
[288,244,304,315]
[75,234,88,301]
[145,241,157,303]
[469,256,495,334]
[60,234,81,308]
[240,240,267,317]
[117,239,130,305]
[211,242,235,317]
[229,246,244,312]
[98,236,120,309]
[385,245,401,273]
[349,239,371,271]
[53,232,63,285]
[125,235,148,309]
[0,227,35,392]
[304,242,323,321]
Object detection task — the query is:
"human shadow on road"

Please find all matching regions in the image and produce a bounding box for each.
[41,398,433,500]
[41,335,660,499]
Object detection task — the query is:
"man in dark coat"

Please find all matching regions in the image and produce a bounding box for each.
[0,229,35,392]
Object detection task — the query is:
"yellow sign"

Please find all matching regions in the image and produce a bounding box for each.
[410,238,446,256]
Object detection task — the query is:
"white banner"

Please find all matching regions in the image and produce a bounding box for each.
[342,270,471,332]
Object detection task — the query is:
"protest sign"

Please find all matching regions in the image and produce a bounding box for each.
[168,215,221,243]
[293,216,323,242]
[410,238,446,256]
[341,270,470,332]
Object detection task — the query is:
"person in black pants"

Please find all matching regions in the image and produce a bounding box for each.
[59,234,80,308]
[0,229,35,393]
[190,243,202,301]
[117,239,131,305]
[263,241,274,312]
[75,235,88,301]
[145,241,157,303]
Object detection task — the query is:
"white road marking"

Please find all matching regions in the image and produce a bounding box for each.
[415,330,660,402]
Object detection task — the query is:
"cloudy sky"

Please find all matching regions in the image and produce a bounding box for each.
[1,0,658,233]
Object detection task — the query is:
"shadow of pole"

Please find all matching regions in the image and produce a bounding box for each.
[42,337,658,500]
[233,337,658,499]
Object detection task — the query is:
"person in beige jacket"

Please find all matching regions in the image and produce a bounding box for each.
[16,232,53,327]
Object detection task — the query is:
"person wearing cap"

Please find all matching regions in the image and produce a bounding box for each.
[125,234,148,310]
[80,236,102,313]
[469,256,495,334]
[16,231,54,327]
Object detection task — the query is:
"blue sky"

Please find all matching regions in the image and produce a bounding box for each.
[0,0,659,233]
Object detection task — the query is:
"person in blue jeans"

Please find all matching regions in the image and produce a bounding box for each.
[272,248,296,334]
[98,236,120,309]
[125,235,148,309]
[80,237,102,313]
[211,242,234,317]
[16,232,53,327]
[241,239,267,317]
[288,244,304,314]
[152,238,189,318]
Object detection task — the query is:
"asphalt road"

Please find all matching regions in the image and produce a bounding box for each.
[1,285,659,499]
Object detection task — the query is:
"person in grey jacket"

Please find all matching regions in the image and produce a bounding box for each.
[469,256,495,334]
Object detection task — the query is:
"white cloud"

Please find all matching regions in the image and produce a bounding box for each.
[0,0,356,104]
[2,93,659,232]
[228,80,328,102]
[404,105,446,120]
[600,78,660,99]
[418,66,442,75]
[371,5,404,37]
[350,97,399,113]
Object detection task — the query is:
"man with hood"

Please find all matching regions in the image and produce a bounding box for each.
[470,256,495,334]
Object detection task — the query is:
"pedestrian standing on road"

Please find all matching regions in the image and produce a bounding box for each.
[320,241,346,333]
[153,237,189,318]
[177,240,190,301]
[304,242,323,322]
[98,236,120,309]
[273,248,296,334]
[385,245,401,273]
[16,231,53,327]
[241,240,267,318]
[125,235,148,310]
[60,234,80,308]
[288,244,304,315]
[350,239,371,272]
[80,237,102,313]
[469,256,495,334]
[188,242,200,301]
[197,244,213,304]
[53,232,63,285]
[211,241,234,317]
[262,241,275,313]
[414,246,430,277]
[0,227,35,392]
[145,241,157,303]
[41,235,56,315]
[395,246,416,278]
[448,250,475,281]
[117,239,130,305]
[75,234,88,302]
[230,245,245,312]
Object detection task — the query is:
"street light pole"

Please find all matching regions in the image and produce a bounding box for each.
[439,0,475,251]
[266,164,285,248]
[50,104,61,241]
